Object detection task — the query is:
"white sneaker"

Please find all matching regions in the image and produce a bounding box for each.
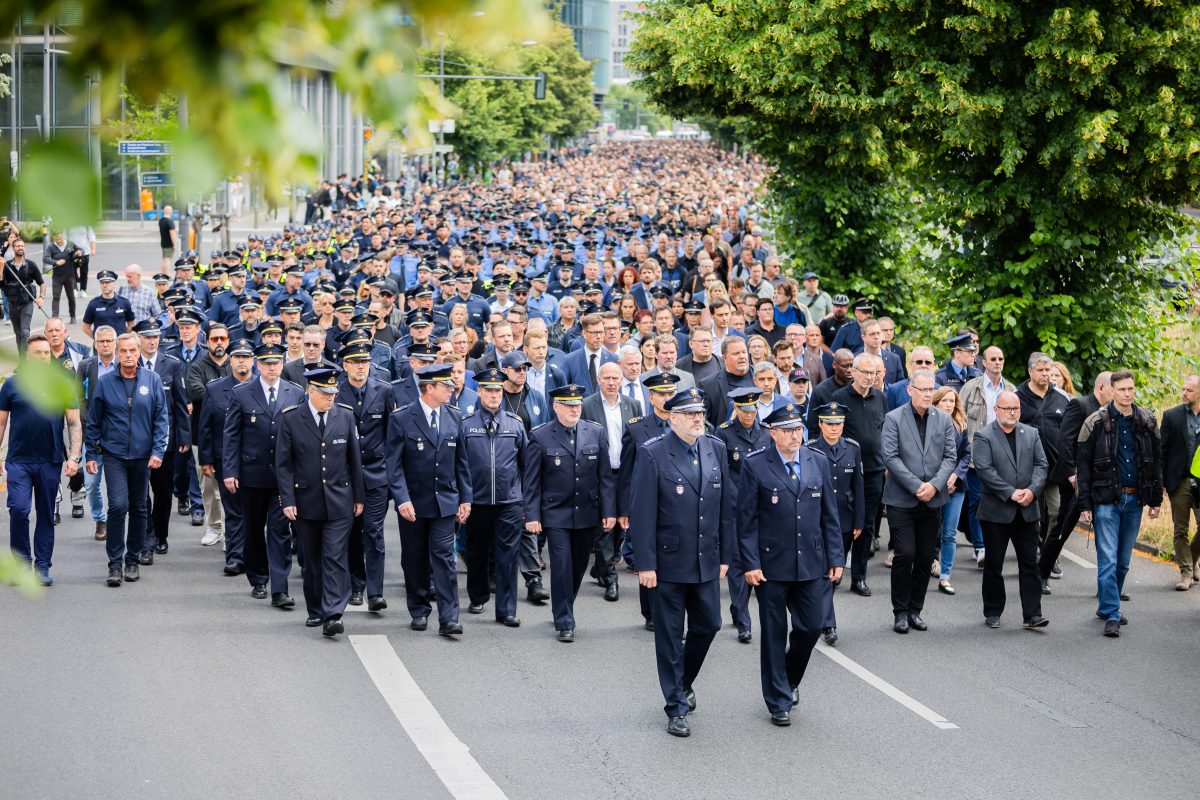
[79,289,88,298]
[976,549,986,568]
[200,529,224,546]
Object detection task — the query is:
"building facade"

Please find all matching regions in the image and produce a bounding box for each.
[610,1,643,84]
[560,0,611,102]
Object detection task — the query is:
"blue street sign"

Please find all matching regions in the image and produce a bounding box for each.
[119,140,172,156]
[141,172,172,187]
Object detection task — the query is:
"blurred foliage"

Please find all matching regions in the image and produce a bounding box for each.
[631,0,1200,380]
[0,0,552,211]
[606,84,670,133]
[0,552,43,596]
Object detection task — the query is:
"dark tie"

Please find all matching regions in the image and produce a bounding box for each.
[786,460,799,482]
[588,353,597,387]
[430,409,438,441]
[141,358,149,370]
[687,444,700,485]
[317,411,326,436]
[485,413,497,437]
[268,385,276,409]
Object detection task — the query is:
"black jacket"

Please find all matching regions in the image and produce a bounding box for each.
[1076,403,1163,510]
[1059,392,1102,479]
[1016,381,1070,482]
[1160,403,1200,493]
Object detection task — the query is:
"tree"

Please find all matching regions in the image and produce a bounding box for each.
[630,0,1200,377]
[518,23,599,140]
[606,83,670,133]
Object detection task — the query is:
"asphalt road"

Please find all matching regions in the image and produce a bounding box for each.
[2,499,1197,800]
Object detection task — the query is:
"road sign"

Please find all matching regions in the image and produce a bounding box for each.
[141,172,172,187]
[119,140,172,156]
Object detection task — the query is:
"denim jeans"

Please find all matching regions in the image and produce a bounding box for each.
[938,488,967,580]
[965,469,985,551]
[84,446,106,522]
[104,456,150,569]
[1093,493,1143,621]
[7,461,61,569]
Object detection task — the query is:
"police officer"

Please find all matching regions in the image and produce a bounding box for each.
[84,332,169,587]
[935,333,981,392]
[277,367,365,637]
[714,386,771,643]
[738,404,844,726]
[524,384,617,642]
[617,372,680,629]
[461,367,528,627]
[335,341,393,612]
[387,362,473,636]
[629,387,735,738]
[221,343,304,607]
[806,402,864,646]
[133,319,191,563]
[198,338,256,576]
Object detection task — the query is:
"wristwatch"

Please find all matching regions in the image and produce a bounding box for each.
[71,455,83,464]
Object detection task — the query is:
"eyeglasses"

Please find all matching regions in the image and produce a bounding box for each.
[910,386,936,393]
[996,406,1020,412]
[912,359,934,366]
[208,335,229,342]
[853,368,881,377]
[507,366,528,372]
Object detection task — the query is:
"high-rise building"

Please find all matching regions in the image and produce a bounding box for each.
[610,1,643,84]
[559,0,611,102]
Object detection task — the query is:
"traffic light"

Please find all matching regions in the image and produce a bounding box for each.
[534,72,546,101]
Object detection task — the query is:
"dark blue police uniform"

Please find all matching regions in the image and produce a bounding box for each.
[807,423,865,637]
[141,347,191,558]
[198,372,250,572]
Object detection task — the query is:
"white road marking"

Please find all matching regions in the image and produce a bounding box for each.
[815,642,959,730]
[1059,548,1096,569]
[350,635,509,800]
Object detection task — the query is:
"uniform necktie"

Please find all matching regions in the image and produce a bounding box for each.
[141,358,149,370]
[268,385,276,409]
[430,409,438,441]
[687,444,700,485]
[588,353,598,387]
[786,460,799,482]
[317,411,326,436]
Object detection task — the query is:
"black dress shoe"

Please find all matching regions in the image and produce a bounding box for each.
[851,580,872,597]
[349,591,364,606]
[1023,616,1049,629]
[770,710,791,727]
[556,628,575,643]
[306,615,323,627]
[496,615,521,627]
[684,687,697,712]
[72,504,84,519]
[178,499,190,516]
[985,616,1001,628]
[223,563,244,576]
[467,603,485,614]
[1103,619,1121,638]
[1040,580,1052,595]
[107,568,123,587]
[832,577,841,588]
[154,541,168,555]
[907,613,928,631]
[1119,591,1131,601]
[1095,611,1128,625]
[439,620,464,636]
[251,584,268,599]
[190,510,204,527]
[53,510,61,525]
[323,617,344,637]
[791,686,800,707]
[893,614,909,634]
[123,563,140,582]
[368,595,387,612]
[138,550,154,566]
[411,616,429,631]
[667,716,690,737]
[644,620,655,632]
[527,582,550,604]
[822,627,838,646]
[604,584,619,601]
[271,593,296,609]
[737,630,752,644]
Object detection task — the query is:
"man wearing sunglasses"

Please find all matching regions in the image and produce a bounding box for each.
[187,322,232,546]
[283,325,337,387]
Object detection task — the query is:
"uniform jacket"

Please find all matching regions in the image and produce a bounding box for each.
[146,353,192,449]
[807,436,865,533]
[628,432,736,582]
[335,375,394,490]
[276,401,365,519]
[386,400,473,517]
[283,357,337,388]
[197,375,247,476]
[461,408,528,505]
[736,446,844,581]
[186,353,230,439]
[524,418,616,528]
[221,378,305,488]
[880,404,959,509]
[83,367,169,461]
[972,421,1048,524]
[618,413,672,517]
[714,417,771,484]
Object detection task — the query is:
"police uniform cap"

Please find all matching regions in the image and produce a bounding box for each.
[410,285,434,300]
[764,403,806,430]
[336,327,371,346]
[512,280,531,293]
[492,278,512,290]
[453,271,473,283]
[304,366,341,394]
[165,295,192,309]
[174,259,193,270]
[340,342,373,362]
[133,319,162,337]
[176,309,203,326]
[475,367,506,388]
[237,294,262,309]
[379,280,399,297]
[728,386,762,408]
[350,312,375,329]
[333,299,356,314]
[529,271,548,283]
[583,282,603,295]
[152,273,171,284]
[665,387,706,413]
[642,372,681,393]
[258,320,284,337]
[408,342,440,361]
[549,384,586,405]
[854,298,873,312]
[228,338,255,357]
[650,285,672,299]
[817,402,847,423]
[281,264,302,276]
[250,261,269,273]
[416,363,455,384]
[277,297,304,313]
[338,285,356,297]
[417,262,432,273]
[407,310,433,328]
[946,333,977,352]
[96,269,118,283]
[254,343,287,362]
[683,300,705,313]
[258,281,280,294]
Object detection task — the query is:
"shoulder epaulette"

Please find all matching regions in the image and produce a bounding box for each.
[719,420,732,428]
[281,404,301,413]
[629,416,642,424]
[747,446,769,457]
[644,433,665,446]
[502,410,523,422]
[336,402,354,411]
[532,421,550,432]
[843,437,861,448]
[160,353,181,362]
[396,402,413,413]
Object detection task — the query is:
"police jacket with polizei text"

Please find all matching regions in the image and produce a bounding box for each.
[460,408,527,505]
[1076,403,1163,511]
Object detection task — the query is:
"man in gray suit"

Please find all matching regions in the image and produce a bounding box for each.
[973,390,1049,629]
[881,370,958,633]
[582,361,642,599]
[639,334,697,392]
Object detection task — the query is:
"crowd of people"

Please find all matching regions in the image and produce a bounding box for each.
[2,140,1199,735]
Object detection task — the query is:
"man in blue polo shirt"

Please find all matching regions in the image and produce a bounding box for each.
[81,270,135,340]
[0,333,83,585]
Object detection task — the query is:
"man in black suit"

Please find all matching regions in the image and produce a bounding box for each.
[973,391,1049,629]
[1038,371,1112,590]
[581,361,640,601]
[282,325,336,387]
[277,367,365,636]
[1160,374,1200,589]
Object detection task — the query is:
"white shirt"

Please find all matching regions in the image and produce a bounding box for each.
[309,400,327,428]
[259,377,281,403]
[418,397,440,429]
[619,379,646,415]
[600,394,624,465]
[527,363,547,398]
[981,374,1009,425]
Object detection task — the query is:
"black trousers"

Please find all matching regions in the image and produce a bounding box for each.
[75,254,90,292]
[982,517,1043,621]
[590,523,619,588]
[51,269,76,319]
[888,503,941,616]
[464,502,523,618]
[651,579,721,718]
[240,485,292,593]
[146,447,177,548]
[1039,481,1079,580]
[546,526,595,631]
[295,515,353,621]
[398,514,459,624]
[862,470,885,562]
[756,578,824,713]
[348,484,389,596]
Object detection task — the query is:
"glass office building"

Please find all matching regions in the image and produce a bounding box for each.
[559,0,611,102]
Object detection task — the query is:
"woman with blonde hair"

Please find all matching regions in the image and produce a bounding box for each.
[931,385,971,595]
[1050,361,1077,396]
[746,334,770,365]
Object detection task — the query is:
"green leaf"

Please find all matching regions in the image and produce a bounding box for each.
[17,140,100,228]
